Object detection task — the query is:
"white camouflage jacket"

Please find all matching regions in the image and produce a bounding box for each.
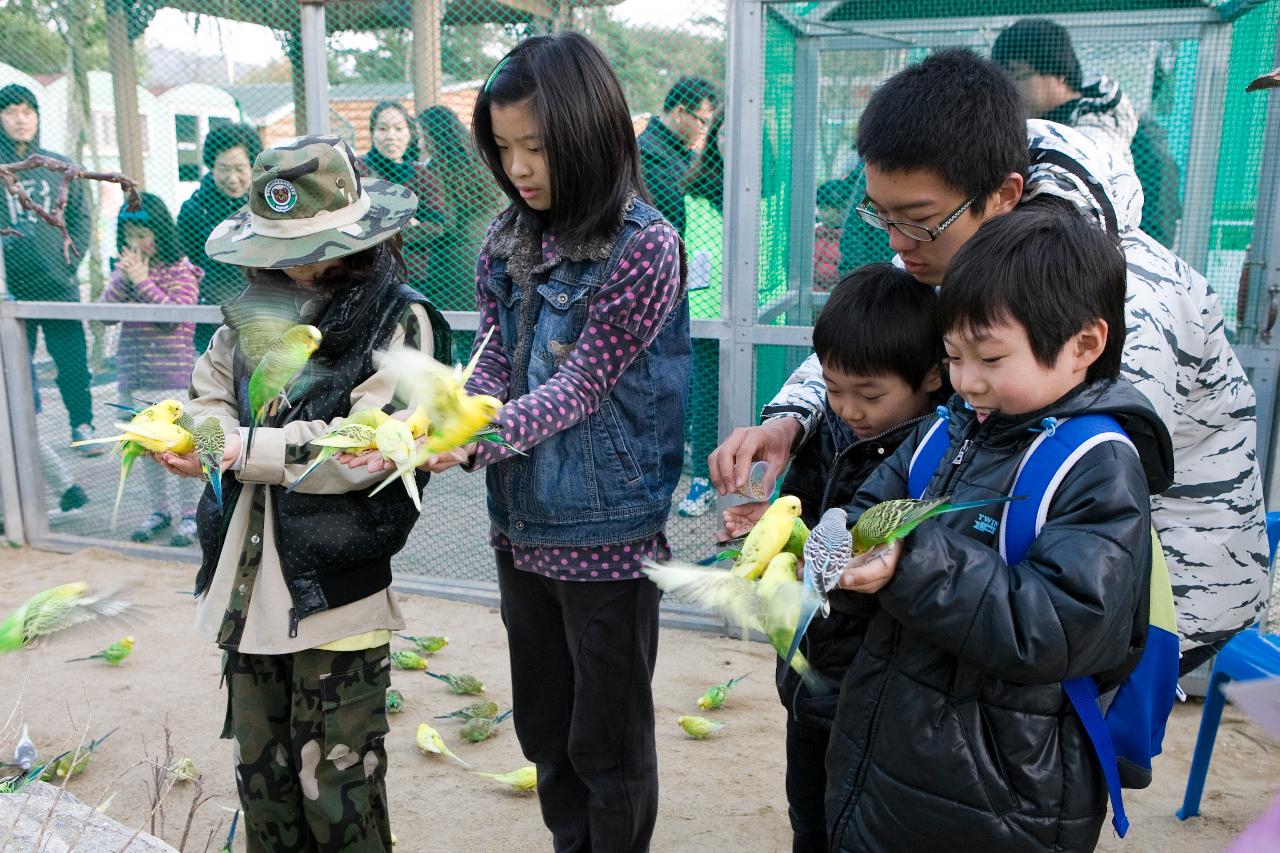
[763,120,1269,649]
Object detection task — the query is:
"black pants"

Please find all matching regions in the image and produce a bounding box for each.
[786,716,831,853]
[26,318,93,432]
[497,551,661,853]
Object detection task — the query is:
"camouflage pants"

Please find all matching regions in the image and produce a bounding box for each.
[221,644,392,853]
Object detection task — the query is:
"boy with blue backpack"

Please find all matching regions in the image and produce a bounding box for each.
[825,202,1176,852]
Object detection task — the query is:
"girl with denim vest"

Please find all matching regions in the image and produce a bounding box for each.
[425,33,689,852]
[157,136,445,852]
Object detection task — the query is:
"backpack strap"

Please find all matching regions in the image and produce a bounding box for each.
[999,413,1137,838]
[906,411,952,500]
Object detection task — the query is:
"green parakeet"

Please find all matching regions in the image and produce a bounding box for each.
[696,673,750,711]
[40,727,117,781]
[400,634,449,654]
[249,324,323,427]
[66,635,134,665]
[385,688,405,714]
[459,709,512,743]
[471,765,537,794]
[391,649,428,671]
[850,495,1021,554]
[0,582,131,653]
[678,715,728,739]
[427,671,485,695]
[435,701,499,722]
[644,554,829,695]
[415,723,469,767]
[288,421,378,493]
[193,418,226,511]
[731,496,803,580]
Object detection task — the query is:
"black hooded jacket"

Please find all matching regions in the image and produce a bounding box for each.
[775,402,931,728]
[826,379,1174,853]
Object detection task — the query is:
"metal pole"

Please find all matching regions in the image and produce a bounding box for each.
[720,0,767,443]
[412,0,443,115]
[789,38,821,327]
[0,300,48,546]
[1176,21,1232,273]
[300,0,331,136]
[1250,29,1280,503]
[0,247,25,544]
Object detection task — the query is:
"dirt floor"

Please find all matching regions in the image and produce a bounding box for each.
[0,547,1276,853]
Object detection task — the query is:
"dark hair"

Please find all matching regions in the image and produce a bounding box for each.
[369,100,421,163]
[816,179,853,211]
[991,19,1083,91]
[247,235,406,295]
[419,105,473,169]
[813,263,944,390]
[474,31,645,245]
[939,202,1126,381]
[662,75,719,114]
[856,49,1029,216]
[0,83,38,114]
[685,110,724,211]
[201,122,263,170]
[116,192,181,267]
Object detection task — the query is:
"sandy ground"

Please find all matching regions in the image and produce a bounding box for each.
[0,547,1276,853]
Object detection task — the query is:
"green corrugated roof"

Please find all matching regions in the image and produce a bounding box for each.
[822,0,1261,22]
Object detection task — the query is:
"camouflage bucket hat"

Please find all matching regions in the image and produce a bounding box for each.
[204,135,416,269]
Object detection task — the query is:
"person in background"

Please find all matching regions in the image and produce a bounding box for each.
[637,75,719,236]
[178,122,262,356]
[356,100,444,296]
[418,104,505,315]
[991,18,1182,247]
[102,192,202,546]
[678,110,725,518]
[0,83,99,455]
[814,179,853,292]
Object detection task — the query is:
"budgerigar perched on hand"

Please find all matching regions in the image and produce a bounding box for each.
[67,635,134,666]
[288,421,378,493]
[193,418,226,511]
[678,715,728,739]
[367,419,424,511]
[644,554,829,695]
[459,709,512,743]
[472,765,537,794]
[435,701,498,722]
[427,671,484,695]
[697,673,750,711]
[249,324,322,426]
[400,634,449,654]
[730,496,803,580]
[0,582,131,653]
[415,723,470,767]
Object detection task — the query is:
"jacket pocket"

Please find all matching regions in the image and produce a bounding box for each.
[530,277,592,388]
[597,398,643,485]
[955,701,1018,816]
[320,657,392,768]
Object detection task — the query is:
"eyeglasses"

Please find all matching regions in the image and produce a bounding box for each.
[684,108,713,129]
[855,195,978,242]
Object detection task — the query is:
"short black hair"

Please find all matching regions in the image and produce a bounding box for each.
[991,19,1083,91]
[662,75,719,114]
[856,49,1029,216]
[816,179,852,210]
[116,191,181,267]
[813,263,944,390]
[201,122,263,170]
[474,31,646,246]
[939,201,1126,382]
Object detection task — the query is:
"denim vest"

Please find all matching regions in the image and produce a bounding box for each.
[481,199,690,546]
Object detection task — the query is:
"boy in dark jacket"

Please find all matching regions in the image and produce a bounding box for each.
[826,203,1175,852]
[723,263,945,852]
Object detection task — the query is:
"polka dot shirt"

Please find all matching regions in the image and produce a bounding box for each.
[467,224,683,581]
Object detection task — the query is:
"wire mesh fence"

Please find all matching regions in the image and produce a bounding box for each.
[0,0,1277,617]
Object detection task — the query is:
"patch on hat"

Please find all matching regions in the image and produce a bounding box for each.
[264,179,298,213]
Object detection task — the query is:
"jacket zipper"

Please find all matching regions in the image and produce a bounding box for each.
[269,487,301,639]
[817,413,932,514]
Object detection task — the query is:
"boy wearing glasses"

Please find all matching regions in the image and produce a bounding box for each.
[710,49,1267,678]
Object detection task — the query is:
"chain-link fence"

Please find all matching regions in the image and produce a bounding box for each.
[0,1,1278,614]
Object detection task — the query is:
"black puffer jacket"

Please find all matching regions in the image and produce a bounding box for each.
[826,380,1174,853]
[776,402,930,728]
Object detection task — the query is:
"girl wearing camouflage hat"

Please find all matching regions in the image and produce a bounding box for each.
[157,135,449,852]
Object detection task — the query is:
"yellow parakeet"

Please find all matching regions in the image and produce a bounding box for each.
[472,766,537,794]
[415,723,469,767]
[730,495,804,580]
[367,419,424,511]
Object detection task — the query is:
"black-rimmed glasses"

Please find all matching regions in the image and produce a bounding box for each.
[855,195,977,242]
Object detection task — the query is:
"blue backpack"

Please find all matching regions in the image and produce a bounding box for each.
[908,412,1180,838]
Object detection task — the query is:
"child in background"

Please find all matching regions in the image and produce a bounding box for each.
[158,136,440,852]
[724,264,945,852]
[826,204,1174,852]
[421,33,688,851]
[813,179,852,292]
[100,192,203,546]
